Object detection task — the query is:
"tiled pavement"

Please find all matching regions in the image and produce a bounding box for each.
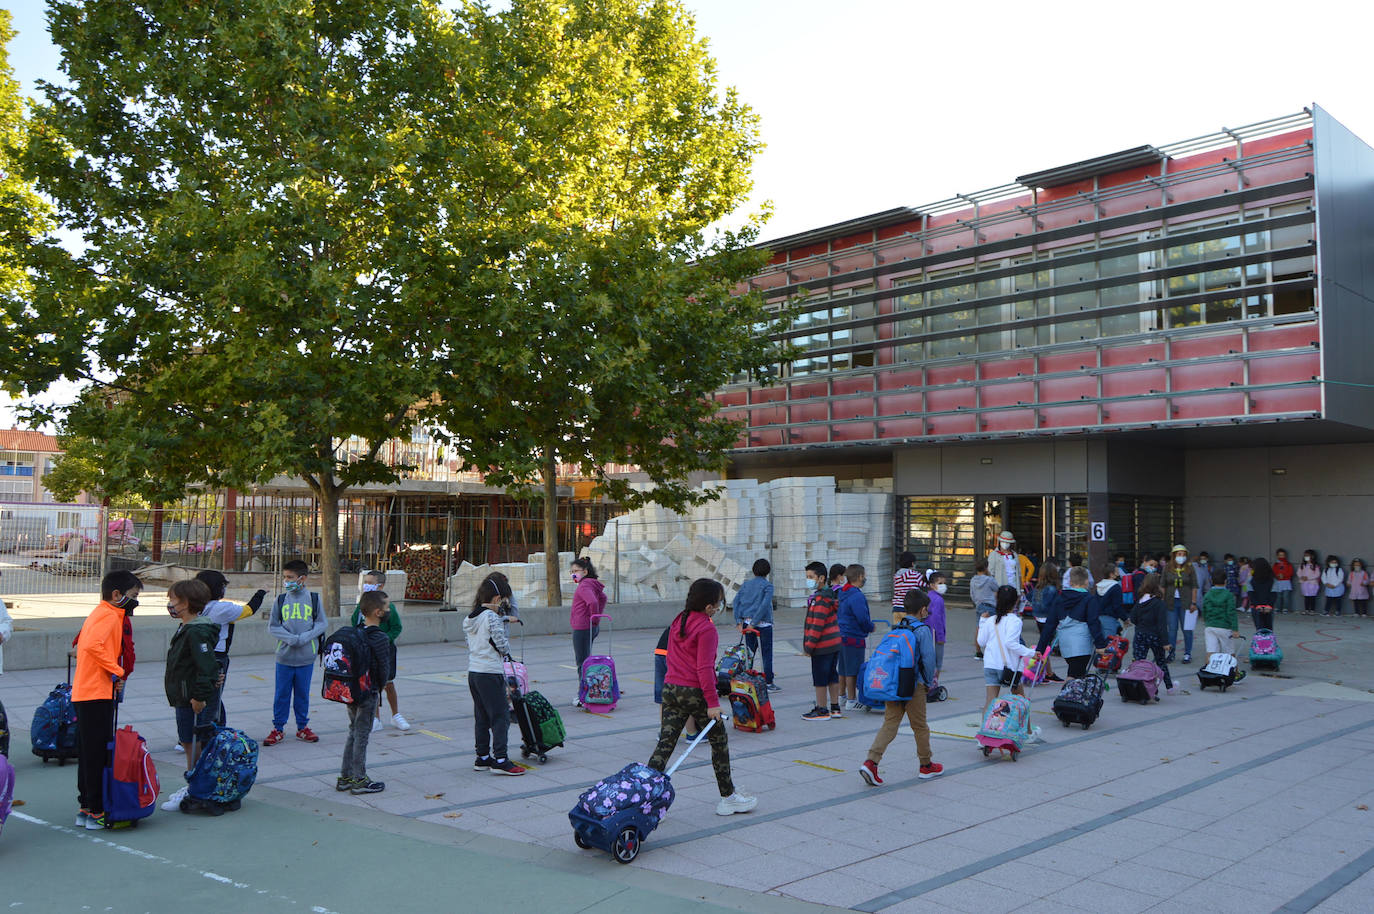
[4,608,1374,912]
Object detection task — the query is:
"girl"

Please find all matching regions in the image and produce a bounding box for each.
[648,579,757,816]
[1030,562,1062,681]
[1349,559,1370,618]
[569,557,607,705]
[976,585,1038,705]
[1249,557,1275,632]
[464,576,523,776]
[1238,557,1253,610]
[1297,550,1322,615]
[1130,573,1177,695]
[1272,549,1294,614]
[1321,555,1347,617]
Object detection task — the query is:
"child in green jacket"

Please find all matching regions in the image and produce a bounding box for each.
[1201,568,1240,657]
[352,570,408,731]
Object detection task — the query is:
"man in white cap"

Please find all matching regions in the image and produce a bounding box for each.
[988,532,1033,607]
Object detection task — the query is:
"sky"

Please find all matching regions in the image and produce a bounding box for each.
[4,0,1372,427]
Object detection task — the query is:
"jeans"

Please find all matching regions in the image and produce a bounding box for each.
[1325,595,1344,616]
[1167,597,1193,657]
[1100,616,1123,637]
[273,662,314,730]
[341,692,378,780]
[1273,589,1292,613]
[572,624,600,673]
[469,671,510,760]
[744,626,774,685]
[74,699,114,814]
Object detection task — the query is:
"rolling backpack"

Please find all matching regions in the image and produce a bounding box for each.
[578,613,619,713]
[103,707,159,828]
[715,635,755,696]
[1117,658,1162,704]
[182,727,259,814]
[320,624,375,704]
[31,659,80,764]
[1250,629,1283,669]
[0,753,13,839]
[729,669,775,732]
[1198,652,1243,691]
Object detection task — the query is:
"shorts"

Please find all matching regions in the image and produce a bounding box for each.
[653,654,668,704]
[934,642,945,671]
[983,667,1006,686]
[810,651,839,688]
[839,642,865,677]
[175,703,217,746]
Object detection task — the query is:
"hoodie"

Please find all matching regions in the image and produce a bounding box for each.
[1131,594,1167,641]
[269,590,328,667]
[464,608,511,675]
[570,577,607,630]
[73,600,127,701]
[1095,578,1125,621]
[1035,587,1106,656]
[836,584,875,643]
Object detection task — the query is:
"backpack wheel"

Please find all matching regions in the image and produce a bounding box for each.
[981,746,992,757]
[612,826,641,863]
[1009,749,1019,761]
[521,748,531,759]
[538,754,548,764]
[574,832,591,850]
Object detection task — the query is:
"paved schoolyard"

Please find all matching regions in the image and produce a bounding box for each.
[3,607,1374,913]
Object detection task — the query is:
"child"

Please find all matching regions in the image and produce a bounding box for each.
[654,623,699,737]
[1095,562,1127,637]
[976,585,1038,705]
[193,569,267,738]
[648,579,756,816]
[1237,557,1253,610]
[892,552,926,613]
[162,579,220,811]
[1272,548,1294,614]
[836,564,875,711]
[733,558,777,690]
[1130,573,1179,695]
[465,576,523,775]
[1031,562,1062,682]
[828,563,847,594]
[801,561,843,721]
[1223,555,1241,602]
[924,571,948,691]
[1297,550,1321,615]
[1202,568,1240,658]
[338,590,394,794]
[72,570,140,830]
[970,560,997,618]
[264,560,327,746]
[1248,557,1276,631]
[1349,559,1370,618]
[569,557,607,704]
[858,588,943,787]
[1322,556,1347,617]
[352,571,408,731]
[1060,553,1094,589]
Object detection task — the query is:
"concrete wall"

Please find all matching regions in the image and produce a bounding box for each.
[894,440,1093,495]
[1184,442,1374,560]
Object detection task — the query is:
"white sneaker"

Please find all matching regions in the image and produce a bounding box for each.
[715,792,758,816]
[75,810,88,827]
[372,717,383,732]
[161,786,189,812]
[392,713,411,731]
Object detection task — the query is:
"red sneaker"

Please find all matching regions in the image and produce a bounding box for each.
[295,727,319,743]
[859,760,883,786]
[919,762,944,780]
[263,729,284,746]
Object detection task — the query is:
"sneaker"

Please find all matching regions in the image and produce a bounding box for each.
[1045,673,1064,682]
[489,758,526,776]
[1182,653,1192,663]
[350,779,385,795]
[572,698,584,709]
[336,777,362,792]
[859,760,883,786]
[472,756,492,771]
[1235,670,1248,682]
[371,718,383,732]
[843,699,862,711]
[682,729,701,742]
[715,792,758,816]
[75,809,89,827]
[263,729,284,746]
[767,682,781,691]
[1166,686,1180,695]
[802,706,830,721]
[919,762,945,780]
[85,812,109,830]
[296,727,319,743]
[829,704,844,719]
[392,713,411,731]
[173,743,184,753]
[161,786,190,811]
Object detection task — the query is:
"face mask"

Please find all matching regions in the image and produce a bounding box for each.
[804,577,817,590]
[121,598,139,615]
[1304,557,1314,564]
[571,571,583,582]
[1227,560,1235,567]
[362,583,379,592]
[935,583,948,594]
[284,579,302,592]
[166,602,180,618]
[1175,556,1187,565]
[1330,563,1339,568]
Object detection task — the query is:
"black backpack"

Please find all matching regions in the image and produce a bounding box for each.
[320,625,374,704]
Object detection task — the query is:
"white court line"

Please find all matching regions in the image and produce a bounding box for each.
[10,811,340,913]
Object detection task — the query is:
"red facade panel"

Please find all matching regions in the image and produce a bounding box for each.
[926,365,976,386]
[1172,333,1243,360]
[1250,386,1321,415]
[877,393,923,416]
[833,376,876,396]
[875,219,923,241]
[1102,399,1167,425]
[789,402,828,423]
[877,369,924,391]
[925,388,976,412]
[832,398,873,421]
[1039,404,1100,428]
[1039,376,1097,403]
[980,409,1037,433]
[979,357,1036,380]
[1171,392,1246,420]
[980,380,1036,409]
[832,422,877,442]
[1039,351,1098,373]
[877,418,924,438]
[926,414,977,435]
[1102,368,1168,398]
[1171,361,1244,391]
[1101,343,1166,366]
[1249,324,1319,351]
[1249,353,1320,385]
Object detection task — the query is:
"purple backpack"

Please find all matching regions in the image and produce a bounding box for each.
[1118,659,1162,702]
[576,763,674,827]
[0,753,14,838]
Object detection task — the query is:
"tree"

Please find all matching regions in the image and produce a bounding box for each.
[431,0,789,606]
[0,9,50,353]
[0,0,495,615]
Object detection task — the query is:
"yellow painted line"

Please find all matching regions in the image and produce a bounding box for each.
[247,674,265,681]
[628,677,654,685]
[558,664,579,670]
[418,729,452,742]
[930,730,977,741]
[793,759,845,773]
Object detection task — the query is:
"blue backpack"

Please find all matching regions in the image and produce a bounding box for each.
[31,682,79,763]
[858,620,928,705]
[187,727,259,806]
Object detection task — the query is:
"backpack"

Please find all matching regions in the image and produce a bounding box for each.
[186,726,258,806]
[1121,572,1136,605]
[31,682,79,762]
[320,625,374,704]
[858,620,926,704]
[1252,630,1279,655]
[802,591,841,655]
[0,753,13,839]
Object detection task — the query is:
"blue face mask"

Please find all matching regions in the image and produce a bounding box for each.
[284,579,303,592]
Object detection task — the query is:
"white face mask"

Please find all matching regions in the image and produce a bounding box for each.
[361,583,379,592]
[935,583,948,595]
[804,577,818,590]
[1175,556,1187,565]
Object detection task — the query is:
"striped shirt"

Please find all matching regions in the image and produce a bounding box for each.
[893,568,926,608]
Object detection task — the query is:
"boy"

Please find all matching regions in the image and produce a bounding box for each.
[924,571,948,691]
[162,578,220,810]
[265,560,327,746]
[73,570,140,829]
[1060,553,1095,589]
[1202,567,1241,658]
[1222,554,1241,601]
[836,564,875,711]
[1095,562,1127,636]
[337,590,394,794]
[858,588,943,786]
[732,558,777,690]
[969,559,997,617]
[801,561,843,720]
[892,552,926,613]
[352,570,408,731]
[192,569,267,738]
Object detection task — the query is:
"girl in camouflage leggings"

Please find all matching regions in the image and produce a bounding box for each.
[648,579,758,817]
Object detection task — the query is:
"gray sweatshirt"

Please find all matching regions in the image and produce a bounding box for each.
[463,609,511,675]
[268,590,327,667]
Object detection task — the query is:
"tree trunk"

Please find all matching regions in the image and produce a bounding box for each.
[543,449,563,608]
[316,477,344,617]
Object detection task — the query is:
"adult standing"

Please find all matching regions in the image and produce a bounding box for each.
[977,585,1039,705]
[987,532,1033,608]
[569,557,607,706]
[1271,549,1294,615]
[1164,545,1198,664]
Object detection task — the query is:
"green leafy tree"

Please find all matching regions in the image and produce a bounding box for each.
[0,9,50,351]
[0,0,494,614]
[433,0,789,606]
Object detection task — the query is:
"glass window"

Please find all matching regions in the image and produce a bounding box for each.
[1166,301,1203,328]
[1056,318,1098,343]
[1207,297,1242,323]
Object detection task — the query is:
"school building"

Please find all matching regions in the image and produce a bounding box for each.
[718,106,1374,587]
